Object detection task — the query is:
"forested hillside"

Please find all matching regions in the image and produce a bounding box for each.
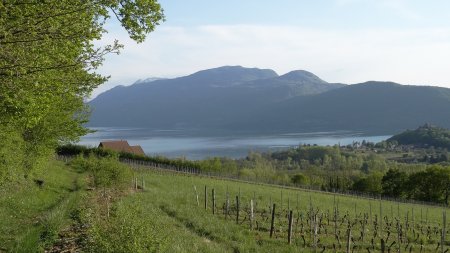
[388,124,450,149]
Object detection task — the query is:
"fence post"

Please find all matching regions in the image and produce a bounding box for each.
[288,210,293,244]
[212,188,215,215]
[204,186,207,210]
[346,225,351,253]
[379,198,383,237]
[381,238,385,253]
[250,199,254,229]
[193,185,199,206]
[226,190,230,220]
[270,203,276,238]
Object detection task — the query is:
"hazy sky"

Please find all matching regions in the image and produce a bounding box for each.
[93,0,450,97]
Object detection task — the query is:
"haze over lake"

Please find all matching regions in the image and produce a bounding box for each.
[79,128,390,160]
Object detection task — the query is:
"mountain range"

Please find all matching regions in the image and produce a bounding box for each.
[88,66,450,134]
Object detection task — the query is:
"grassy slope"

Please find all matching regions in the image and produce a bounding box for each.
[1,161,448,252]
[0,160,86,252]
[93,168,448,253]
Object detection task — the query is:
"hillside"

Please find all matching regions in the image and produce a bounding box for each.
[88,66,344,130]
[88,67,450,134]
[2,156,446,252]
[237,81,450,133]
[388,124,450,148]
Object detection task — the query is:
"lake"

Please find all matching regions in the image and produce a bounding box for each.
[78,128,391,160]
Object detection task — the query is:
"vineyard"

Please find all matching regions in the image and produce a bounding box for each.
[116,167,449,253]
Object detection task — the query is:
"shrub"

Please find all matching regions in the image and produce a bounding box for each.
[70,154,132,189]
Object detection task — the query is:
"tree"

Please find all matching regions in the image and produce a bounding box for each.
[381,169,408,198]
[291,173,308,185]
[352,171,383,195]
[0,1,164,180]
[406,166,450,205]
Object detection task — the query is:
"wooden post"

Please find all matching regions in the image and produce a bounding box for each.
[236,195,240,224]
[250,199,254,229]
[313,214,318,251]
[381,238,386,253]
[142,177,145,190]
[204,186,207,210]
[212,188,215,215]
[362,213,366,242]
[334,202,338,236]
[379,198,383,237]
[406,211,409,231]
[193,185,199,206]
[270,203,276,238]
[281,190,283,211]
[135,177,138,190]
[346,226,351,253]
[288,210,294,244]
[288,197,290,212]
[226,191,229,219]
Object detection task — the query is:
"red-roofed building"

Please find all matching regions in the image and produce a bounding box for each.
[98,140,145,156]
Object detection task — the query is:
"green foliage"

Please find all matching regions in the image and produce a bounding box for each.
[70,155,132,189]
[291,173,308,185]
[388,124,450,149]
[381,169,408,198]
[406,166,450,205]
[352,171,383,195]
[0,1,164,182]
[0,126,25,183]
[58,144,203,170]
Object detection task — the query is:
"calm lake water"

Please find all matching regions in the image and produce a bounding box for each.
[78,128,391,160]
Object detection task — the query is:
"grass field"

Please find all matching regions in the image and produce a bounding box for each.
[91,167,448,252]
[0,160,87,252]
[1,160,448,252]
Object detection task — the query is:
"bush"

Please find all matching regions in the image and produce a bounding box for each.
[70,154,132,189]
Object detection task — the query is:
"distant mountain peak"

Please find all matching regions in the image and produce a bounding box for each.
[359,81,402,87]
[133,77,166,84]
[185,65,279,85]
[279,70,327,83]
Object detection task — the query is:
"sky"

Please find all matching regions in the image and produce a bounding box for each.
[93,0,450,97]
